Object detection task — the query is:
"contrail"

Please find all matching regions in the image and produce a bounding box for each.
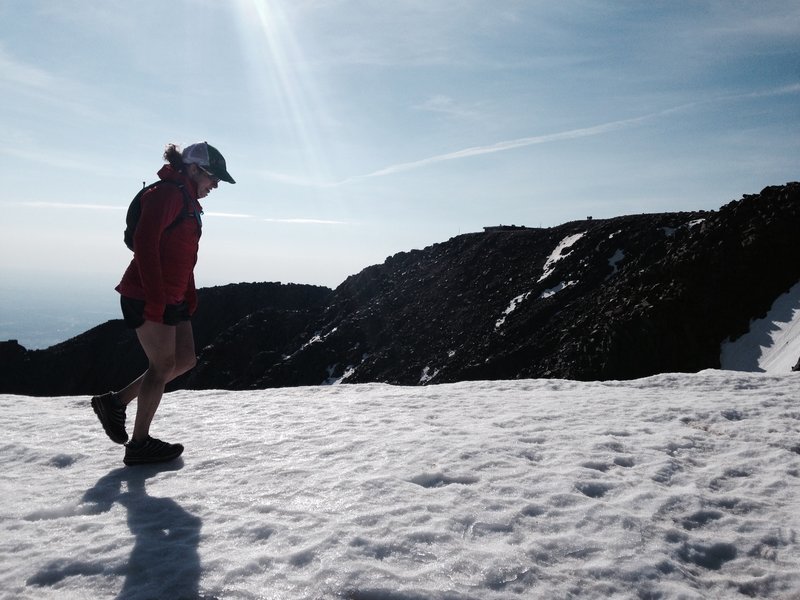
[331,109,672,186]
[327,84,800,185]
[259,83,799,188]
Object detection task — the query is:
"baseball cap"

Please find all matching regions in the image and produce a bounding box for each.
[182,142,236,184]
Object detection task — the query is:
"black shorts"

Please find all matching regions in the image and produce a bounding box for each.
[120,296,191,329]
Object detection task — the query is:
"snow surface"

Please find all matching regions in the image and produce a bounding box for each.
[2,279,799,599]
[539,280,577,299]
[721,280,800,374]
[2,370,800,600]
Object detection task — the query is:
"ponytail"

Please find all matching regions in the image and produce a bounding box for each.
[163,143,185,170]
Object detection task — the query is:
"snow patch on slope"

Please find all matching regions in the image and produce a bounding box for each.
[539,232,585,282]
[495,292,532,329]
[720,279,800,373]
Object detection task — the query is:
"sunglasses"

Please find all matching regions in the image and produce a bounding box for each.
[198,166,220,183]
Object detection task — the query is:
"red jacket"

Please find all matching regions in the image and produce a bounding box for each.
[116,165,203,323]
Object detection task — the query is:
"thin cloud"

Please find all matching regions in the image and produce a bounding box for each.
[204,212,348,225]
[6,202,347,225]
[7,201,122,211]
[206,213,349,225]
[245,82,800,191]
[257,111,660,189]
[0,147,109,174]
[741,83,800,98]
[0,45,56,90]
[0,44,103,122]
[332,85,800,186]
[262,218,348,225]
[256,169,335,188]
[334,112,656,185]
[413,95,479,119]
[204,212,255,219]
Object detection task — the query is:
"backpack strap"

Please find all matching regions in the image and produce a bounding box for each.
[165,181,202,237]
[124,179,202,251]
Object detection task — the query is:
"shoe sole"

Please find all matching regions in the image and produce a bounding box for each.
[123,445,184,467]
[91,397,129,444]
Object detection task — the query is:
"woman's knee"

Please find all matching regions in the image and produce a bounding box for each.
[175,353,197,375]
[148,356,178,380]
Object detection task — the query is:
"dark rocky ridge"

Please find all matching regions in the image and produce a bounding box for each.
[0,283,331,396]
[2,183,798,396]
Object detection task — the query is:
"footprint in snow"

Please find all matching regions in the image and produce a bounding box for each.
[709,467,752,492]
[581,461,611,472]
[676,541,737,570]
[48,454,78,468]
[721,409,744,421]
[652,459,682,485]
[407,472,479,488]
[575,481,613,498]
[681,509,724,530]
[596,440,626,453]
[519,435,547,444]
[520,504,546,518]
[748,531,793,561]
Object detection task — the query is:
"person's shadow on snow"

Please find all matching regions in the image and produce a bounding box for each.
[83,460,203,600]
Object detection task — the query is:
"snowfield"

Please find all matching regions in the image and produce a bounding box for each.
[1,371,799,600]
[2,280,799,599]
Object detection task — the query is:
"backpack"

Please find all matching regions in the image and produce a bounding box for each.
[124,180,201,251]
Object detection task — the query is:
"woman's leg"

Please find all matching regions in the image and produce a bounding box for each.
[173,320,198,377]
[130,321,178,442]
[117,320,197,408]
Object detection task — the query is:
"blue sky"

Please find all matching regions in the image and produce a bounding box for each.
[1,0,799,301]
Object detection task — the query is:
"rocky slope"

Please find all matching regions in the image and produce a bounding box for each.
[0,282,331,396]
[2,183,798,396]
[243,183,799,388]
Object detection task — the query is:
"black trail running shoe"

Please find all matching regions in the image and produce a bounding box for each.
[91,392,128,444]
[124,436,184,466]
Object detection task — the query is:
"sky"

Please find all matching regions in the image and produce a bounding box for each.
[2,308,799,598]
[1,1,799,321]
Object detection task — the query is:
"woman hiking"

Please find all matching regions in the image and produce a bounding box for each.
[91,142,235,466]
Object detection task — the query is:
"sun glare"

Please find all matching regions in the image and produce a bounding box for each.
[232,0,333,187]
